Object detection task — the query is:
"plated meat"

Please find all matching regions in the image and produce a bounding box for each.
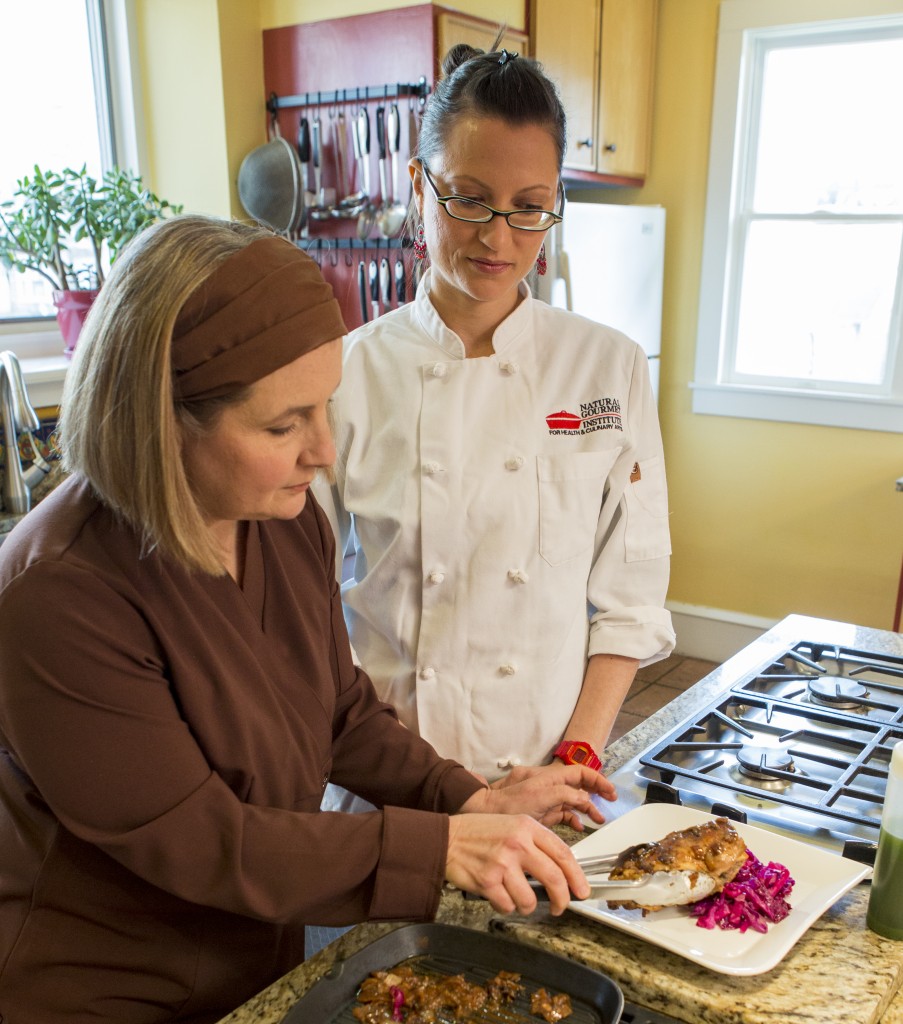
[606,816,748,913]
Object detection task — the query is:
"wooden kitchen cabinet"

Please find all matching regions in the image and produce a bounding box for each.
[435,11,529,63]
[531,0,657,184]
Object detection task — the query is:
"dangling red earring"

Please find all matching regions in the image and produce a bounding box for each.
[413,224,428,261]
[535,242,547,276]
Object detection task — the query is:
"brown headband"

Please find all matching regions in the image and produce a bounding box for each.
[171,235,346,401]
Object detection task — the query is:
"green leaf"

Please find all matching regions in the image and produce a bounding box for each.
[0,163,181,292]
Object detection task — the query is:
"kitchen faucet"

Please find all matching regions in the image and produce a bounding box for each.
[0,350,52,516]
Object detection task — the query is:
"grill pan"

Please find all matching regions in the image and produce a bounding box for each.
[282,923,623,1024]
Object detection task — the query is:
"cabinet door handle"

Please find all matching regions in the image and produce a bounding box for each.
[604,142,617,153]
[576,137,593,148]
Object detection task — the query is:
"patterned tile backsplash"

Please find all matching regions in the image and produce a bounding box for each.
[0,408,60,473]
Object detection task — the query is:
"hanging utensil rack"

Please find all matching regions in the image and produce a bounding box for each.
[301,237,407,255]
[266,78,429,114]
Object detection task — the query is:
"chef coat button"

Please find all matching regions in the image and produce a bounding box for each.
[419,666,436,680]
[427,570,446,585]
[499,360,519,375]
[423,461,443,475]
[499,663,517,676]
[430,363,447,378]
[510,757,522,768]
[504,455,525,471]
[497,757,512,770]
[322,773,329,789]
[507,568,529,584]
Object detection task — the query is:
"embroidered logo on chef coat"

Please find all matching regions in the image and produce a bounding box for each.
[545,398,622,435]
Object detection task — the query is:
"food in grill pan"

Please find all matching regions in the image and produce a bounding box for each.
[605,816,749,913]
[352,964,572,1022]
[531,987,574,1022]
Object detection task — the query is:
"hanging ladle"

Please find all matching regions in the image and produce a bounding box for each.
[337,97,366,213]
[355,106,378,240]
[375,105,390,229]
[309,115,331,220]
[378,102,407,237]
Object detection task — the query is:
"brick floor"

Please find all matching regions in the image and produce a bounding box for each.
[608,656,717,746]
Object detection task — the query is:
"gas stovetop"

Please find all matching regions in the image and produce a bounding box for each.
[605,638,903,863]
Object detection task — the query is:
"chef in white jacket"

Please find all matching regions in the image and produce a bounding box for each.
[316,41,675,787]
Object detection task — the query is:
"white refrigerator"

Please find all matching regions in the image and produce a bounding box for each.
[534,201,666,402]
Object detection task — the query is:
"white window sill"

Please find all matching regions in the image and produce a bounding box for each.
[690,381,903,433]
[0,324,68,410]
[21,356,69,411]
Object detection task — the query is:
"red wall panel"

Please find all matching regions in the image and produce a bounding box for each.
[261,6,438,331]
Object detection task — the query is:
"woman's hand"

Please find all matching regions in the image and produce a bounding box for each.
[459,762,617,830]
[445,813,589,916]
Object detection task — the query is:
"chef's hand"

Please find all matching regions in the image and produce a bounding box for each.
[469,763,616,830]
[445,813,589,916]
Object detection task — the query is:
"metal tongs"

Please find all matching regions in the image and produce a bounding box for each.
[531,851,718,907]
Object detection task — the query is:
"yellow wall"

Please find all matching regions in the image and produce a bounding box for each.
[582,0,901,631]
[135,0,232,215]
[135,0,263,218]
[217,0,266,218]
[135,0,902,631]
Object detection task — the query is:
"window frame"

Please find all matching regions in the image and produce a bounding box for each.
[693,0,903,433]
[0,0,144,384]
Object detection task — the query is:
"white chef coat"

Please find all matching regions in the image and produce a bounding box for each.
[315,270,675,782]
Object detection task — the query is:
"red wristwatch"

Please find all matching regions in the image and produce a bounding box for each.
[553,739,602,772]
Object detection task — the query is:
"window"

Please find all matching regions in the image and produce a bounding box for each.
[0,0,141,363]
[694,0,903,433]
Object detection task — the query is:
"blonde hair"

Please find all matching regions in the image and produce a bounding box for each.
[58,215,272,575]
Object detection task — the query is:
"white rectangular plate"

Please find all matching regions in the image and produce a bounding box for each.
[568,804,871,976]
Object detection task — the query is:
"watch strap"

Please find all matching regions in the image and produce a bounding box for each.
[553,739,602,772]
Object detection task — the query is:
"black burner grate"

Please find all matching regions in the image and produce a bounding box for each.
[634,641,903,848]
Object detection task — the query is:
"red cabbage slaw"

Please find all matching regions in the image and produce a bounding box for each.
[689,848,794,933]
[389,985,405,1022]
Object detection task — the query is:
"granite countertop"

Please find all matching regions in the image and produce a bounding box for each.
[212,615,903,1024]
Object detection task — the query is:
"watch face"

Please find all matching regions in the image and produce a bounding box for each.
[555,740,600,770]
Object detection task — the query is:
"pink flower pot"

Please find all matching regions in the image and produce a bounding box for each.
[52,289,100,358]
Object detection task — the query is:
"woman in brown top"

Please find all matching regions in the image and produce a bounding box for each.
[0,216,614,1024]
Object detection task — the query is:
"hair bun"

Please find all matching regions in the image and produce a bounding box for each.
[442,43,483,77]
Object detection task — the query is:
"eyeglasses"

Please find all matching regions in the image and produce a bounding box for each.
[419,162,563,232]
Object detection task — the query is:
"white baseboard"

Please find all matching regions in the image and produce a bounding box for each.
[666,601,778,663]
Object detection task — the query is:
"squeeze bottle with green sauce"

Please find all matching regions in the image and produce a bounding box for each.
[867,740,903,940]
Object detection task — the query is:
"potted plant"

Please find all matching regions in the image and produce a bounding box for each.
[0,165,181,355]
